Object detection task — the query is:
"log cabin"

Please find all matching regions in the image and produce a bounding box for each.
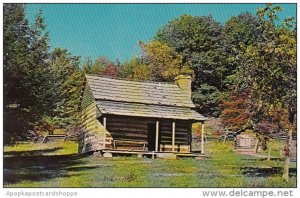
[78,74,207,156]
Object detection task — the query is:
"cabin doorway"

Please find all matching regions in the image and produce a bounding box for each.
[147,123,158,151]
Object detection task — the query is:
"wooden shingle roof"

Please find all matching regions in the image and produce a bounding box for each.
[96,100,206,121]
[85,75,206,121]
[86,75,195,108]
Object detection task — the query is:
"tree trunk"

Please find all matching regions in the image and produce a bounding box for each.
[253,139,259,154]
[282,108,295,182]
[223,135,227,143]
[282,127,293,181]
[267,144,271,161]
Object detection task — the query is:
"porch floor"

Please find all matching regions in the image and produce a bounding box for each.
[99,149,206,159]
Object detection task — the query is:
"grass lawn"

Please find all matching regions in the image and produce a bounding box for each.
[3,140,296,187]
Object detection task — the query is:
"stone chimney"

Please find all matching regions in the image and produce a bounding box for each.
[175,75,192,98]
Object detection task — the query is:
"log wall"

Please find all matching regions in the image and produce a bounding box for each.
[78,83,113,154]
[105,115,149,150]
[104,115,192,152]
[160,121,191,152]
[80,83,94,110]
[78,102,107,153]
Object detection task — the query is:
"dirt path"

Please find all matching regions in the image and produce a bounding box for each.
[244,153,271,158]
[238,152,281,160]
[241,152,297,163]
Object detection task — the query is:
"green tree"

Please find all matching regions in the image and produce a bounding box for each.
[48,48,83,131]
[238,4,296,181]
[156,15,228,115]
[119,57,150,80]
[140,40,192,81]
[3,4,32,142]
[223,12,263,87]
[192,84,226,117]
[26,10,51,114]
[3,4,51,142]
[120,41,191,82]
[82,57,108,74]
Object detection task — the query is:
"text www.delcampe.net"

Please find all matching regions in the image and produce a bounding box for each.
[202,189,294,198]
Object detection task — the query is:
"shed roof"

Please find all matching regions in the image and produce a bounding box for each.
[96,100,206,121]
[86,75,195,108]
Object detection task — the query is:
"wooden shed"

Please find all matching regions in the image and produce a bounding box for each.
[235,131,258,154]
[78,74,207,156]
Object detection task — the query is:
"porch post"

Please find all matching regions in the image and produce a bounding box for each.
[103,117,107,129]
[103,117,107,147]
[201,121,205,154]
[172,121,176,152]
[155,121,159,152]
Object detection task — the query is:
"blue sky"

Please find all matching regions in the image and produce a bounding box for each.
[25,4,296,63]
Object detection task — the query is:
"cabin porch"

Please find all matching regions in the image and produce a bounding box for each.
[96,115,205,155]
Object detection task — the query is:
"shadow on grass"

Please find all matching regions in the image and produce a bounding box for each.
[241,167,297,177]
[4,147,63,156]
[3,152,98,186]
[241,158,286,162]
